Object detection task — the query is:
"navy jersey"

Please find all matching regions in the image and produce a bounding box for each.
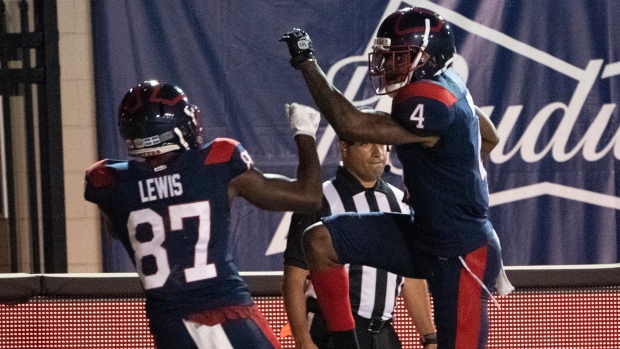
[84,138,254,321]
[391,68,492,257]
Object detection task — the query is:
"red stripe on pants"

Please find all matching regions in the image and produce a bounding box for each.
[250,307,282,349]
[455,245,488,349]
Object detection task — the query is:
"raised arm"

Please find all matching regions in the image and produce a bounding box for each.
[280,29,438,147]
[228,105,322,212]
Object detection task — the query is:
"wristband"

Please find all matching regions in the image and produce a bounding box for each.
[421,332,437,347]
[290,52,316,69]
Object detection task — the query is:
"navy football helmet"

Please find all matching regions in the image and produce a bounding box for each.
[368,7,456,95]
[118,81,203,157]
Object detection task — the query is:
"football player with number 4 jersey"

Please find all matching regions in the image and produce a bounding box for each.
[84,80,322,349]
[280,7,512,349]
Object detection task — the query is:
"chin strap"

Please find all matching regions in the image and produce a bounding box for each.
[407,18,431,84]
[410,18,430,69]
[434,56,454,77]
[174,127,190,150]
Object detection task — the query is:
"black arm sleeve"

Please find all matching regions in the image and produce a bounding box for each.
[283,210,322,269]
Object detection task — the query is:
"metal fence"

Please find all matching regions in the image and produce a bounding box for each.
[0,0,65,273]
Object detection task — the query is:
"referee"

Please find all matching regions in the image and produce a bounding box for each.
[282,111,437,349]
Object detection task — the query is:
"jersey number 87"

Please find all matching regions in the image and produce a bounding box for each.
[127,201,217,290]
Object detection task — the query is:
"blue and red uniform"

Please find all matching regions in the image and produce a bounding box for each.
[84,138,281,349]
[322,69,502,349]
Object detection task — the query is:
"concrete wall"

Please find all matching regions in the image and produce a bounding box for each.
[58,0,101,272]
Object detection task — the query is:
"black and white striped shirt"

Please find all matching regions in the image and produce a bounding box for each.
[284,166,409,321]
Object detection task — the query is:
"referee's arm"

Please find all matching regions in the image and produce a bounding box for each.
[282,211,321,348]
[401,277,437,348]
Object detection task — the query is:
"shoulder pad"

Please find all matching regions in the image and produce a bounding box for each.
[85,160,116,188]
[394,81,457,107]
[204,138,240,165]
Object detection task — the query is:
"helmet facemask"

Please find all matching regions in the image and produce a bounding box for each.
[173,104,203,152]
[369,38,430,95]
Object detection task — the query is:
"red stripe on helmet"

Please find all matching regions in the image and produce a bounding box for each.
[149,84,186,106]
[393,8,444,35]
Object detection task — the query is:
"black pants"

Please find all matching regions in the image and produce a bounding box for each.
[308,312,401,349]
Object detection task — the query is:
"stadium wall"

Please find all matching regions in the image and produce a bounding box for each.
[1,267,619,348]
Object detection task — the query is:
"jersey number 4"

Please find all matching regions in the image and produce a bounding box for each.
[127,201,216,290]
[409,104,425,129]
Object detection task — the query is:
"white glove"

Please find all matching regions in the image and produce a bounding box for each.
[285,102,320,139]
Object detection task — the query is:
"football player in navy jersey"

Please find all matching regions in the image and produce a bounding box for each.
[282,105,436,349]
[281,7,508,349]
[84,80,322,349]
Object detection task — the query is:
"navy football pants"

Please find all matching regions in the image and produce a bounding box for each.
[322,212,502,349]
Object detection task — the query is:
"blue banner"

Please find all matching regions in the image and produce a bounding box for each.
[91,0,620,270]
